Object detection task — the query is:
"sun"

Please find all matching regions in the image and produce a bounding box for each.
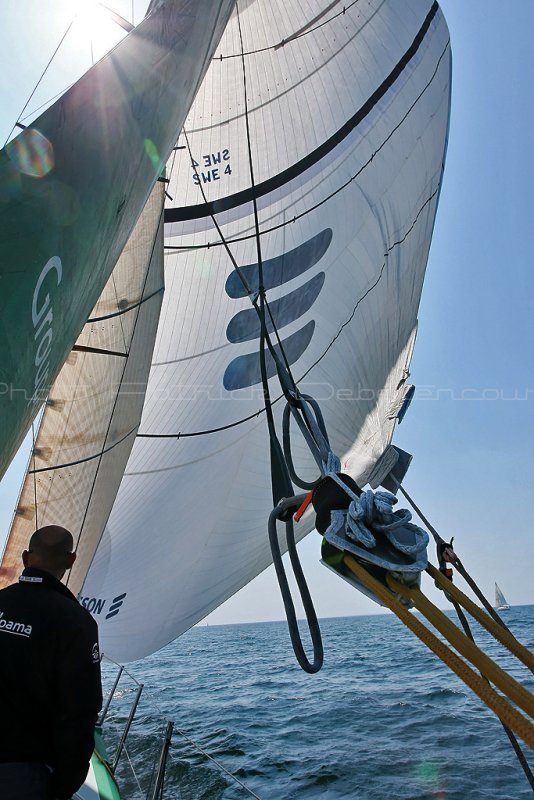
[71,0,132,62]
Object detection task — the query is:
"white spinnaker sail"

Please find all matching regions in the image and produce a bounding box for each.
[83,0,451,661]
[0,182,165,592]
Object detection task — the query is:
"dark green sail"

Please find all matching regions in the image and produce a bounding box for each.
[0,0,234,479]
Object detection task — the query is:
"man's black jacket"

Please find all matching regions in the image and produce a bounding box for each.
[0,567,103,799]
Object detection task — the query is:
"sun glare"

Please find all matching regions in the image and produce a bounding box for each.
[71,0,129,62]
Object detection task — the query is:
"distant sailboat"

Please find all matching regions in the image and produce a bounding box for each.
[495,583,511,610]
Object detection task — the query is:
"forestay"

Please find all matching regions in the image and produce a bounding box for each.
[0,0,235,479]
[82,0,452,661]
[0,182,165,591]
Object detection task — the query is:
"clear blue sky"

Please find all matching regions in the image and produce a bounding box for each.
[0,1,532,624]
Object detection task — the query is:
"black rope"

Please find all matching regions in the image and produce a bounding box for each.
[29,426,138,475]
[235,0,322,671]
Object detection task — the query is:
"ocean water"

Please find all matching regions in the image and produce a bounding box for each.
[101,606,534,800]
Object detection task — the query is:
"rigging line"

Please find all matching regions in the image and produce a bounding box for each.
[143,183,435,440]
[137,408,264,439]
[428,565,534,674]
[87,287,164,322]
[400,487,519,639]
[138,682,262,800]
[236,1,298,396]
[235,5,321,661]
[215,0,361,60]
[122,743,144,796]
[182,126,294,391]
[386,574,534,725]
[19,82,77,123]
[181,129,252,298]
[180,147,296,397]
[30,426,138,475]
[4,16,76,146]
[67,189,167,575]
[173,726,262,799]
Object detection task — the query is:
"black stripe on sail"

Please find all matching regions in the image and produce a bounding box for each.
[165,2,440,225]
[223,321,315,390]
[226,273,325,343]
[225,229,331,298]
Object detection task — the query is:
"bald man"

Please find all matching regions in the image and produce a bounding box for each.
[0,526,102,800]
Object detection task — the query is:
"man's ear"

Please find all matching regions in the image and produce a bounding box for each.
[67,551,77,568]
[22,550,29,568]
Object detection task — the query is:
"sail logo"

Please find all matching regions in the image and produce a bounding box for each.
[79,592,127,620]
[223,229,332,390]
[28,256,63,407]
[0,611,32,638]
[106,593,127,620]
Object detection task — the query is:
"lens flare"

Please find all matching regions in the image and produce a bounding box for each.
[144,139,163,174]
[6,128,54,178]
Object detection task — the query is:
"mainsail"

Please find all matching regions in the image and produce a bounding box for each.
[76,0,452,662]
[0,0,235,480]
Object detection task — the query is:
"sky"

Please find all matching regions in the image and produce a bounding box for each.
[0,1,533,628]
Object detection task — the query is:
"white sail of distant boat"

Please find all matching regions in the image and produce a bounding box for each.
[1,0,451,666]
[495,582,511,610]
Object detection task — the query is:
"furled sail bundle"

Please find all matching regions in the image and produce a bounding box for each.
[0,0,235,480]
[81,1,450,661]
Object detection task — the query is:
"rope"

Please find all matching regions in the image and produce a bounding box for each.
[268,501,324,673]
[4,17,76,146]
[173,725,262,800]
[343,555,534,751]
[122,743,144,796]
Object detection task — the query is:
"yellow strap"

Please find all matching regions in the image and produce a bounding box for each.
[342,555,534,751]
[427,563,534,674]
[386,573,534,720]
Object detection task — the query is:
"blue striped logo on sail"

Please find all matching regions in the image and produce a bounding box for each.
[223,229,331,390]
